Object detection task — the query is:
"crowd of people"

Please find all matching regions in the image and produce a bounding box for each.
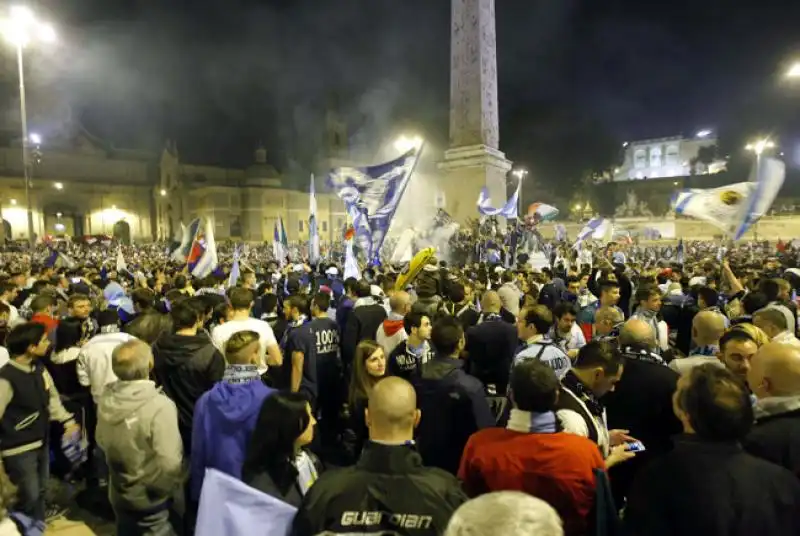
[0,237,798,535]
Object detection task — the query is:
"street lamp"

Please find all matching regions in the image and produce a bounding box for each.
[160,189,167,196]
[512,168,528,219]
[696,129,712,138]
[394,135,422,154]
[787,62,800,79]
[745,138,776,156]
[53,182,62,190]
[0,6,57,247]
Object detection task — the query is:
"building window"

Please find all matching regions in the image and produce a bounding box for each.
[649,146,662,168]
[665,144,679,166]
[299,221,304,232]
[322,221,328,232]
[634,149,647,169]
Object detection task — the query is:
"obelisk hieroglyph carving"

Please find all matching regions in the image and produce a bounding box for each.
[439,0,512,223]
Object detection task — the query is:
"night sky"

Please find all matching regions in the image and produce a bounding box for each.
[35,0,800,194]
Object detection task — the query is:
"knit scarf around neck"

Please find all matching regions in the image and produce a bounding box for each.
[507,409,557,434]
[562,370,604,417]
[223,364,261,385]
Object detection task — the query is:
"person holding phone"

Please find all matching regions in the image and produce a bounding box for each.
[556,340,640,468]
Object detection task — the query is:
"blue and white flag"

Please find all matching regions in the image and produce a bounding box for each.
[344,239,360,280]
[573,217,607,249]
[672,156,784,239]
[228,246,241,288]
[676,239,685,264]
[327,146,422,263]
[191,219,218,278]
[170,218,201,262]
[477,182,520,219]
[732,157,785,239]
[273,217,288,265]
[116,247,127,273]
[308,175,320,265]
[45,248,76,269]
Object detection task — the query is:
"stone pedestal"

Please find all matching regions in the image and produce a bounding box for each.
[439,144,511,223]
[441,0,512,223]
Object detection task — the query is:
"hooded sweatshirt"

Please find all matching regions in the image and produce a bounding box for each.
[152,333,225,455]
[376,313,407,355]
[96,380,183,513]
[189,366,276,501]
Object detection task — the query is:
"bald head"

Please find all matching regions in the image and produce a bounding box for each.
[389,291,411,315]
[619,319,657,350]
[111,339,153,381]
[749,342,800,398]
[692,311,727,346]
[481,291,502,314]
[366,376,420,442]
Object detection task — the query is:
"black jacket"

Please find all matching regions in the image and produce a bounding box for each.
[625,436,800,536]
[152,332,225,455]
[465,318,518,394]
[413,358,495,475]
[244,450,323,509]
[291,442,466,536]
[601,347,682,504]
[341,302,387,367]
[743,400,800,477]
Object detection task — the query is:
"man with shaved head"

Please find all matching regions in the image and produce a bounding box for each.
[602,318,682,505]
[376,290,411,355]
[744,342,800,476]
[465,290,519,395]
[669,310,727,375]
[292,377,466,536]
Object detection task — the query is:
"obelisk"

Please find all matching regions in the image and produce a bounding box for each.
[439,0,512,223]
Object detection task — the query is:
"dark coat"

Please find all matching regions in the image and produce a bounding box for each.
[341,303,387,368]
[625,436,800,536]
[291,442,466,536]
[743,400,800,478]
[601,349,682,503]
[152,332,225,455]
[465,318,518,394]
[413,358,495,475]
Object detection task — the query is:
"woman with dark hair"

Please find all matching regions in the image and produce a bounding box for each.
[345,340,386,461]
[242,392,319,507]
[49,317,86,397]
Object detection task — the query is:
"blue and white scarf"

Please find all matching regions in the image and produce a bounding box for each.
[222,364,261,385]
[507,409,557,434]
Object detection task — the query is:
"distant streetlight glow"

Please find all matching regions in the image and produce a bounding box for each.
[1,6,57,247]
[673,181,679,186]
[512,168,528,180]
[10,199,16,205]
[28,132,40,145]
[394,135,422,153]
[53,182,62,190]
[574,204,582,211]
[160,189,167,196]
[745,138,776,156]
[55,212,61,218]
[622,141,629,148]
[111,205,117,210]
[787,62,800,78]
[696,129,712,138]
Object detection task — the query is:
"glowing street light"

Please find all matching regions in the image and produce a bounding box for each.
[394,135,422,153]
[787,62,800,79]
[29,132,40,145]
[573,204,582,211]
[696,129,712,138]
[10,199,16,205]
[745,138,776,156]
[1,6,57,247]
[160,189,167,196]
[53,182,62,190]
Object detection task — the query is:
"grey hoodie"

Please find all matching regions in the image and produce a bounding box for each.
[96,380,184,512]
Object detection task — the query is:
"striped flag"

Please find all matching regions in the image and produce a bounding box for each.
[273,217,288,265]
[573,218,607,249]
[191,219,218,278]
[228,246,241,288]
[170,218,201,262]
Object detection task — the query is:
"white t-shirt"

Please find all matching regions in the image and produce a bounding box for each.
[211,318,278,374]
[0,347,8,369]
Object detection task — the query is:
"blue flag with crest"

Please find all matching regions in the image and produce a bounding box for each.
[327,146,421,263]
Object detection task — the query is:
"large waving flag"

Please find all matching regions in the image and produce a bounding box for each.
[477,181,520,219]
[573,217,608,249]
[527,202,559,221]
[46,248,76,269]
[672,156,784,238]
[327,146,423,263]
[191,219,218,278]
[170,218,201,262]
[273,217,288,265]
[308,175,320,265]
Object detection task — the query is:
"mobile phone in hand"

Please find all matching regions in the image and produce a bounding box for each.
[625,440,646,452]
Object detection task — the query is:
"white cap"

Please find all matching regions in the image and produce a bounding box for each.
[325,266,339,276]
[370,284,384,298]
[688,276,707,287]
